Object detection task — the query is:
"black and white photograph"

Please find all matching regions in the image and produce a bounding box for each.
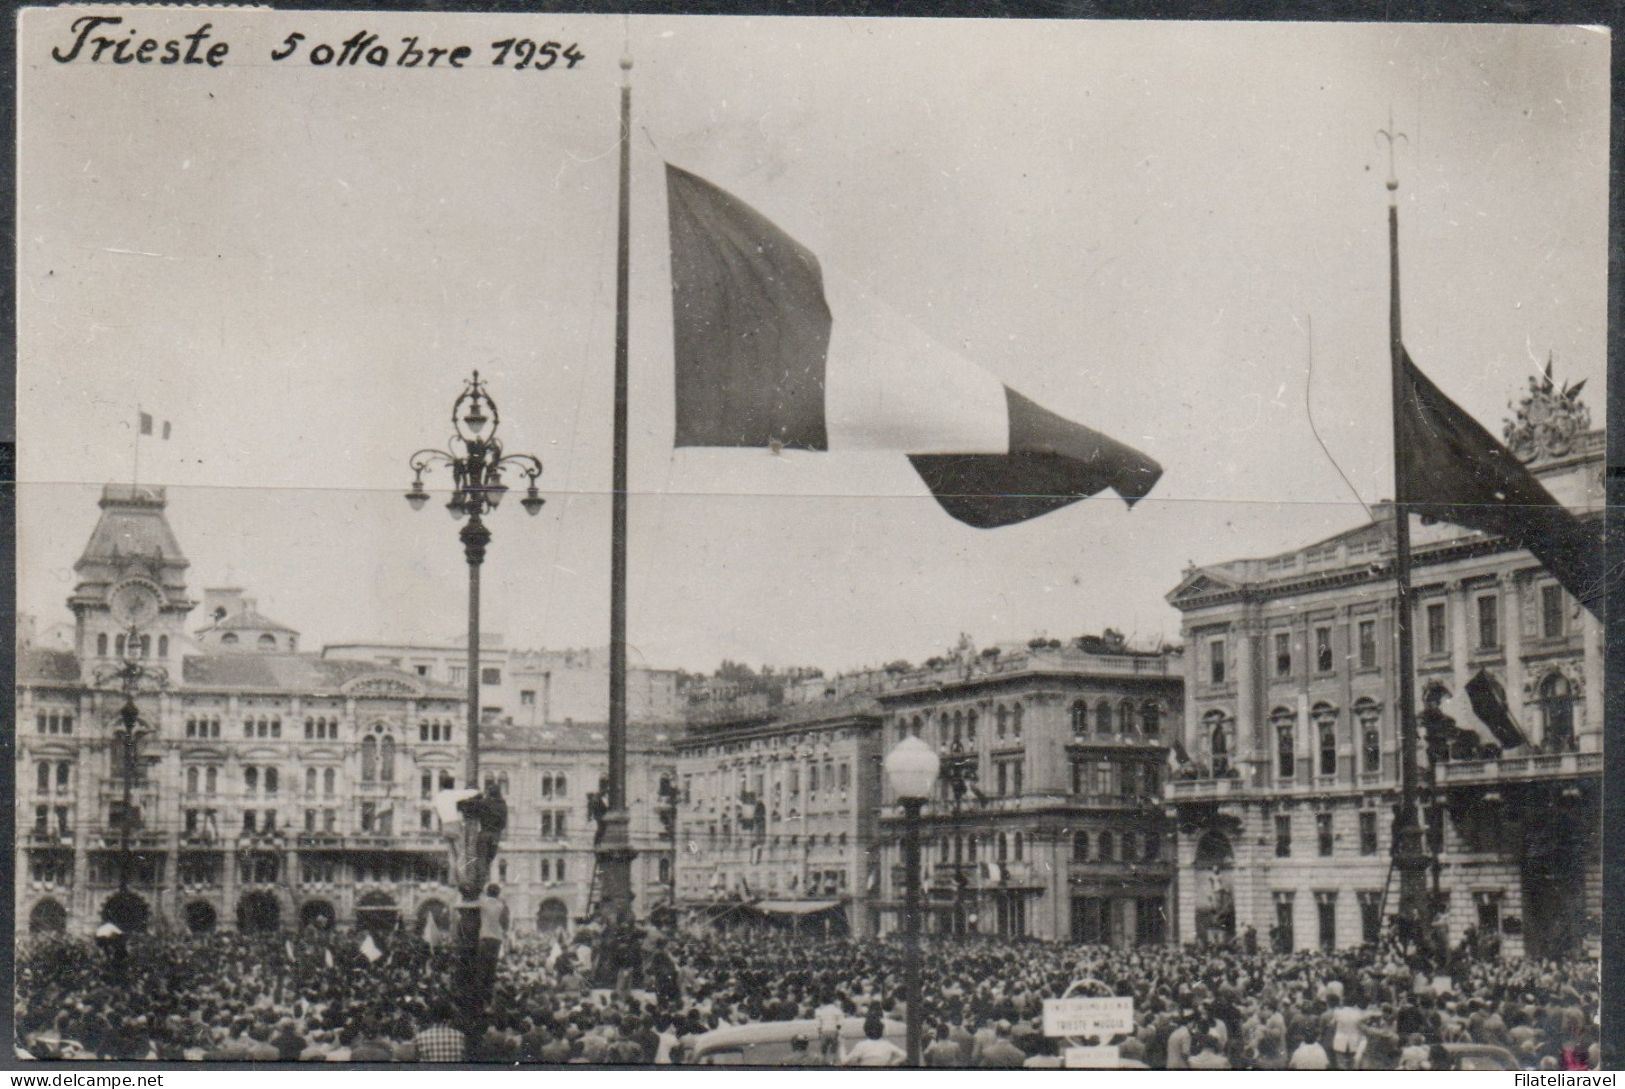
[12,9,1610,1070]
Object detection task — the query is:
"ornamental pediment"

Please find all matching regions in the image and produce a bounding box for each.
[341,673,424,697]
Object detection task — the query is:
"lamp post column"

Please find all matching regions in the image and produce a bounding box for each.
[117,699,138,896]
[461,513,490,890]
[902,797,924,1067]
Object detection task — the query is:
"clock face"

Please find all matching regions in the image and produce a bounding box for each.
[109,581,161,626]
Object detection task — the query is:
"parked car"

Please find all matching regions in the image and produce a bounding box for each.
[686,1017,907,1066]
[1440,1043,1521,1071]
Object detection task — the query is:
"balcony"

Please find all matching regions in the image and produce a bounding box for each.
[1438,749,1600,787]
[1168,776,1250,803]
[1065,734,1167,753]
[295,832,448,851]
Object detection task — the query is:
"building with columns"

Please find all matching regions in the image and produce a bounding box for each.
[16,483,678,939]
[1163,376,1602,958]
[872,638,1183,945]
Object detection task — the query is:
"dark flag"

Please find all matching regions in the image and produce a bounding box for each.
[1465,668,1528,751]
[666,163,1162,528]
[1396,349,1602,615]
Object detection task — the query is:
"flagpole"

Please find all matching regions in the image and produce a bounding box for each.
[595,43,637,940]
[1380,118,1432,958]
[132,405,142,487]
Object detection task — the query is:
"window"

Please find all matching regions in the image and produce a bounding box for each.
[1358,620,1377,669]
[1274,632,1292,677]
[1097,830,1114,862]
[1316,891,1337,952]
[1426,602,1447,655]
[1475,890,1503,935]
[265,767,278,794]
[1359,811,1378,856]
[360,802,375,833]
[966,710,977,743]
[1316,812,1333,856]
[380,736,395,781]
[36,762,49,792]
[1142,702,1161,736]
[1011,704,1023,738]
[481,667,502,686]
[245,767,259,794]
[1273,892,1295,952]
[520,690,536,706]
[1358,891,1382,945]
[1070,701,1087,736]
[449,665,467,686]
[257,633,277,649]
[1096,700,1113,735]
[324,768,336,797]
[1274,814,1291,857]
[1274,711,1295,778]
[98,633,108,656]
[1315,626,1333,673]
[1319,722,1337,777]
[1209,639,1226,684]
[1538,674,1576,753]
[361,735,377,782]
[1073,831,1089,862]
[1541,585,1565,639]
[1476,594,1499,649]
[207,766,218,794]
[995,705,1008,738]
[1071,761,1085,795]
[421,809,433,831]
[421,771,432,799]
[1119,700,1136,733]
[1144,834,1161,862]
[189,766,201,795]
[1208,715,1231,776]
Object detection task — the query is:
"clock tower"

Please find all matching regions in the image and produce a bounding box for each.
[68,484,194,666]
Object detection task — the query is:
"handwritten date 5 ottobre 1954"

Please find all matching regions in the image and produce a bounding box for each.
[48,17,586,72]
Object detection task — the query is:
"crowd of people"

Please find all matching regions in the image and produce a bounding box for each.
[15,918,1602,1069]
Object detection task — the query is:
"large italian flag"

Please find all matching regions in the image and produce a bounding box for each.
[666,164,1163,529]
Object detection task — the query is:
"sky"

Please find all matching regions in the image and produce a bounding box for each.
[16,14,1610,674]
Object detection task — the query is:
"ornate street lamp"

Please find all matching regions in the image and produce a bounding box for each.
[91,623,168,929]
[886,735,940,1068]
[404,370,544,900]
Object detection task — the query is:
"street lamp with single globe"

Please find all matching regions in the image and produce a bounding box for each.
[885,735,940,1067]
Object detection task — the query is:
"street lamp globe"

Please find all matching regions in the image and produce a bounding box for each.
[886,735,940,801]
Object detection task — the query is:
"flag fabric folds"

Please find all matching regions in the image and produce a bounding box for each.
[1396,349,1602,614]
[359,934,383,963]
[138,412,170,439]
[666,163,1163,528]
[1465,668,1528,751]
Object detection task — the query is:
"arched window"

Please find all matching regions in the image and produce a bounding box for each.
[258,633,277,650]
[221,633,238,645]
[1073,830,1089,862]
[997,833,1008,862]
[305,768,316,794]
[419,721,428,742]
[115,634,126,657]
[1119,700,1136,733]
[952,710,964,744]
[139,636,150,658]
[938,716,950,748]
[1142,701,1161,736]
[1070,701,1088,735]
[206,766,218,794]
[1011,704,1024,737]
[1096,700,1113,735]
[1013,832,1024,860]
[996,705,1009,738]
[380,736,395,781]
[97,633,109,657]
[271,718,281,739]
[265,767,278,794]
[244,766,259,793]
[37,762,49,792]
[1122,832,1136,860]
[966,710,978,743]
[1098,830,1114,862]
[1144,834,1161,861]
[158,636,169,657]
[1272,708,1296,778]
[953,834,964,863]
[1355,699,1382,773]
[1313,703,1338,777]
[1538,674,1576,753]
[361,735,378,782]
[187,766,200,795]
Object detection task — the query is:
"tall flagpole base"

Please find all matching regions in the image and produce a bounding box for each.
[591,811,638,989]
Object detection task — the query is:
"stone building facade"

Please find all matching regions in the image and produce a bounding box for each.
[16,483,676,939]
[1163,377,1602,959]
[673,693,884,935]
[872,640,1183,945]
